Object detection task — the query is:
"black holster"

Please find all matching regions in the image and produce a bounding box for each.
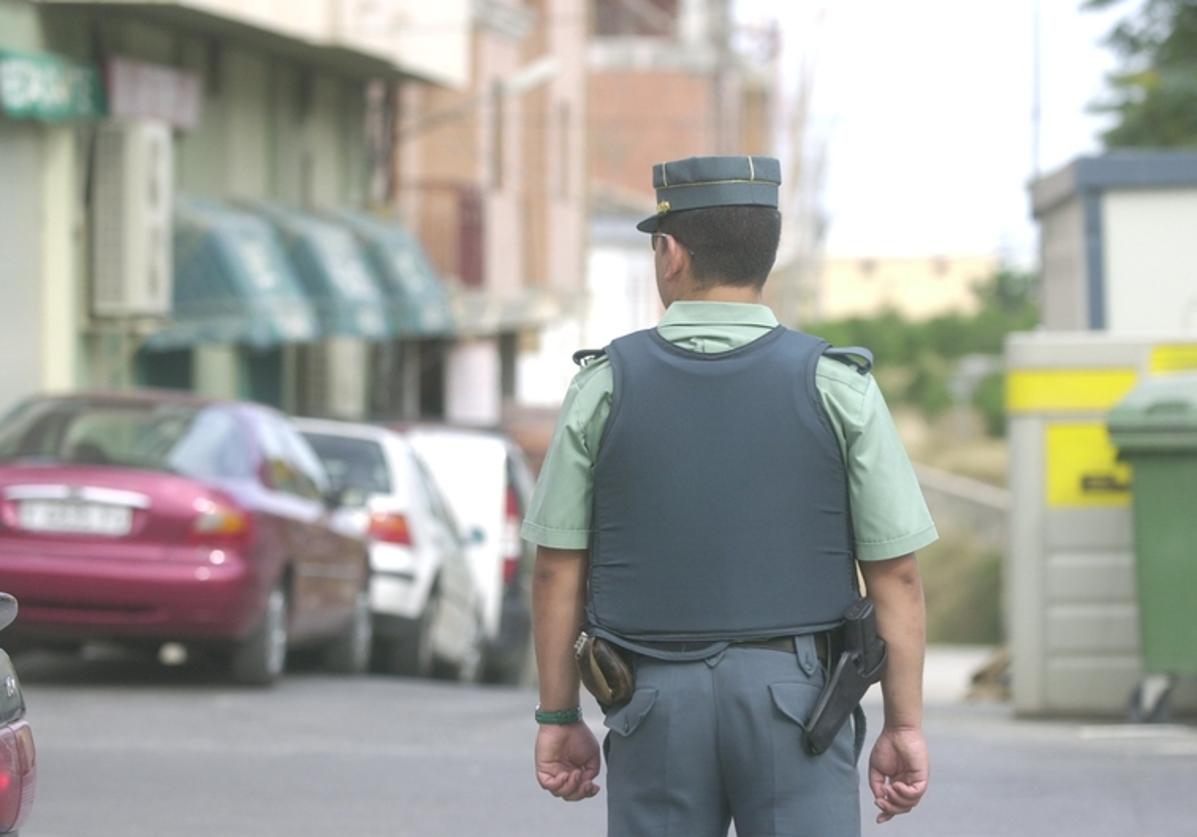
[805,598,887,756]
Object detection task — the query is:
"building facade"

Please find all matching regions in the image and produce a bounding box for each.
[1031,152,1197,333]
[811,254,1001,323]
[0,0,471,418]
[395,0,589,422]
[581,0,777,357]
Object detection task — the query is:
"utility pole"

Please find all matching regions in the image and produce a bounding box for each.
[1031,0,1042,178]
[780,1,829,327]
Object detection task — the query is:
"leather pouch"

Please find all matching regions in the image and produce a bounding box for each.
[575,631,635,709]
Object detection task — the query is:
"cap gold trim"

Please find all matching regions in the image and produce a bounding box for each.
[658,178,776,189]
[657,201,671,214]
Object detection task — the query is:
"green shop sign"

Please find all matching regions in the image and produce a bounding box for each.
[0,50,105,121]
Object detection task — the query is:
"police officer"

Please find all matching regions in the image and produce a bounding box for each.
[525,156,934,836]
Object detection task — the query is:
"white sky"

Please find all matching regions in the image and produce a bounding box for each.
[739,0,1133,264]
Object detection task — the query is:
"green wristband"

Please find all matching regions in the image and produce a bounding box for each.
[535,706,582,725]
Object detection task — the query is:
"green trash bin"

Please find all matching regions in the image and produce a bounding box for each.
[1108,373,1197,718]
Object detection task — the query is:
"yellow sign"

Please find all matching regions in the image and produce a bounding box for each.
[1045,423,1132,508]
[1007,369,1138,414]
[1150,345,1197,375]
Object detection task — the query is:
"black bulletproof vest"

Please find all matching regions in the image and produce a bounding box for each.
[587,325,858,643]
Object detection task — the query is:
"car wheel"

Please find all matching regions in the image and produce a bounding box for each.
[453,612,486,684]
[482,645,528,686]
[231,584,288,687]
[322,589,372,675]
[388,587,440,678]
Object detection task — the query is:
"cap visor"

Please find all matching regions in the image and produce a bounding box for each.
[636,214,661,233]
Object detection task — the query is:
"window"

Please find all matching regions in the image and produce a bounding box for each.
[252,411,324,501]
[302,432,392,506]
[276,420,330,501]
[0,398,251,481]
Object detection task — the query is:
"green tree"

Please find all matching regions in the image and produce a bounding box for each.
[1088,0,1197,147]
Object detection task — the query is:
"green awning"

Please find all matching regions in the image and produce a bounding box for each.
[249,204,393,341]
[145,197,320,351]
[333,210,454,337]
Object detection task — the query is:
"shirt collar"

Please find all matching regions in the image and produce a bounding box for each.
[659,301,780,329]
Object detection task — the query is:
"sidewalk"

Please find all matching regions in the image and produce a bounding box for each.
[857,644,1197,837]
[922,643,997,704]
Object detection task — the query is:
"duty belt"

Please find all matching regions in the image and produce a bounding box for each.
[734,634,830,665]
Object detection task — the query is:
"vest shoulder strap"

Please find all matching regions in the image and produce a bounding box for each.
[572,348,607,368]
[824,345,874,375]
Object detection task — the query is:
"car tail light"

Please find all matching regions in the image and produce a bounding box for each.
[191,498,250,543]
[369,512,413,546]
[501,484,522,587]
[0,721,36,833]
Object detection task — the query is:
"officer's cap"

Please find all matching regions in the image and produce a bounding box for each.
[636,155,782,233]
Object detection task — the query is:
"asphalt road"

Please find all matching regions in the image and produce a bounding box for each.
[12,648,1197,837]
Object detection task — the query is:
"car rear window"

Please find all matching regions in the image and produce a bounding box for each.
[301,433,392,497]
[0,398,252,481]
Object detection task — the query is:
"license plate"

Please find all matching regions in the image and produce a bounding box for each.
[18,501,133,536]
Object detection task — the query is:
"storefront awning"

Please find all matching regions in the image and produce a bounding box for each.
[334,210,454,337]
[249,205,393,341]
[144,198,320,351]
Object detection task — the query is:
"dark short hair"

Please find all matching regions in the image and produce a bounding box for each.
[658,205,782,288]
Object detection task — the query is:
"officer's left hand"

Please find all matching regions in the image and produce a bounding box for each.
[535,722,601,802]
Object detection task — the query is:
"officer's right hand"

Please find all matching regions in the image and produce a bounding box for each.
[868,726,929,823]
[535,722,601,802]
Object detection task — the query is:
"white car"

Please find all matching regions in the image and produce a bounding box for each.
[295,419,485,681]
[399,425,535,684]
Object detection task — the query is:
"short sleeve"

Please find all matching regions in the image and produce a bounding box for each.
[817,361,939,561]
[519,362,613,549]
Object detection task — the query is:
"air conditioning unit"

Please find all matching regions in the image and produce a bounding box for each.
[92,120,173,317]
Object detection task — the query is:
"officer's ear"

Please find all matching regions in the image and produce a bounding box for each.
[660,233,692,283]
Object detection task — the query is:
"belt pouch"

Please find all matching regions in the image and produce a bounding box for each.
[575,631,636,709]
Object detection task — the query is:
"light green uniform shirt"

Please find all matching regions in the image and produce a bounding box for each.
[521,301,938,561]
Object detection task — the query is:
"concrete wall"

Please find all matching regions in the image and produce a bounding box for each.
[1103,190,1197,333]
[0,3,82,410]
[1039,196,1088,331]
[0,120,46,411]
[0,0,44,47]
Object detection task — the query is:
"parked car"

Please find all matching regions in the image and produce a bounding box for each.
[398,425,535,684]
[0,392,371,686]
[295,418,485,681]
[0,594,35,836]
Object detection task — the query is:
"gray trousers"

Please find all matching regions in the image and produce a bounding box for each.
[602,636,861,837]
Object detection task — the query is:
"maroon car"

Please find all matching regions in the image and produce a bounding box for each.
[0,392,371,686]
